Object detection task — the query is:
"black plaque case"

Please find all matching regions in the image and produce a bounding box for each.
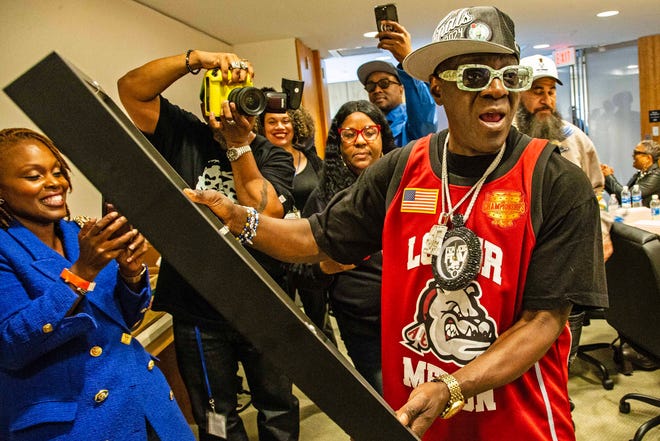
[4,52,418,441]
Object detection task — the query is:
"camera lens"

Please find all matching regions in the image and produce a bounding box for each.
[227,87,267,116]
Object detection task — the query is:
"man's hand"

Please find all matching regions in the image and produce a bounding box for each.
[183,188,238,226]
[395,381,447,437]
[319,259,356,275]
[191,50,254,84]
[376,21,413,63]
[600,163,614,177]
[208,101,256,149]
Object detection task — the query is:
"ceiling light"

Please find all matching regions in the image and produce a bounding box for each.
[363,31,378,38]
[596,10,619,18]
[627,64,638,69]
[533,44,550,49]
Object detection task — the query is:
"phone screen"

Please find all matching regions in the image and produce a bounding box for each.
[374,4,398,32]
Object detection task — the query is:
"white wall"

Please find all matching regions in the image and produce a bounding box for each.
[233,38,299,90]
[1,0,231,217]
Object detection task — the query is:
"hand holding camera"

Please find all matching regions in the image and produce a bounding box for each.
[190,50,254,84]
[209,100,257,149]
[203,70,304,117]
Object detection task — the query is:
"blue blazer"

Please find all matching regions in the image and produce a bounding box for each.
[0,219,194,441]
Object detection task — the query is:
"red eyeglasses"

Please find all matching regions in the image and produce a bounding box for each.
[337,125,381,143]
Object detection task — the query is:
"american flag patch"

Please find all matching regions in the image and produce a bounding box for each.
[401,188,439,214]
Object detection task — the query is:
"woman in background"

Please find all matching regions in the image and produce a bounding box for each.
[256,104,337,342]
[0,128,194,441]
[291,100,395,393]
[257,102,322,216]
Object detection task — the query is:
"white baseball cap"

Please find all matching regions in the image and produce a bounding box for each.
[520,55,563,85]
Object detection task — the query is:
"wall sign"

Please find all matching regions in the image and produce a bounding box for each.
[554,47,576,67]
[650,110,660,123]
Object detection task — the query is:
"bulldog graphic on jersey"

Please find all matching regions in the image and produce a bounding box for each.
[402,279,498,365]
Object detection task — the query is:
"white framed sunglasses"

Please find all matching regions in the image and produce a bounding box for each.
[436,64,533,92]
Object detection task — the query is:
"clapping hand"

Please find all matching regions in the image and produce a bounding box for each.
[72,211,146,282]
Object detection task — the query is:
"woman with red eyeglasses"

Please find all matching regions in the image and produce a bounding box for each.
[289,100,395,394]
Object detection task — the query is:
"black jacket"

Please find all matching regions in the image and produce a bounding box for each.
[605,163,660,207]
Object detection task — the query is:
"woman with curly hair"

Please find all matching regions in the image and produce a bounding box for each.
[256,100,323,215]
[256,100,338,342]
[291,100,395,393]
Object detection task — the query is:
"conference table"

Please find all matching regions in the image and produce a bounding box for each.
[612,207,660,235]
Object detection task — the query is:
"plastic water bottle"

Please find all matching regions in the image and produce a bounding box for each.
[631,184,642,207]
[621,185,632,208]
[651,195,660,219]
[607,194,619,213]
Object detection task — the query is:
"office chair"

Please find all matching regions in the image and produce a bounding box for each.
[574,308,614,390]
[604,222,660,441]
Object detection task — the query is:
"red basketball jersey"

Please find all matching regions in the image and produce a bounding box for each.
[382,135,574,440]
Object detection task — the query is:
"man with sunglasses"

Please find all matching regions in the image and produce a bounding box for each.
[602,140,660,207]
[357,21,437,146]
[184,6,606,440]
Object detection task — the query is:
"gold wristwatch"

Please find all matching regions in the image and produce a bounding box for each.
[432,374,465,419]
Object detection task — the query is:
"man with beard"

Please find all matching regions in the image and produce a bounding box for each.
[516,55,604,193]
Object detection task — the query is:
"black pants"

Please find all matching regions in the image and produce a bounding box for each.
[173,319,300,441]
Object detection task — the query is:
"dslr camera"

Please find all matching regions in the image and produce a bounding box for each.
[202,68,304,116]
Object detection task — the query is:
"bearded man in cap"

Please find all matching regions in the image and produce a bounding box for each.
[357,21,437,146]
[516,54,605,193]
[183,6,607,440]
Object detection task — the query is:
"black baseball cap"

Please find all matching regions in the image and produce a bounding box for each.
[403,6,520,81]
[357,60,400,85]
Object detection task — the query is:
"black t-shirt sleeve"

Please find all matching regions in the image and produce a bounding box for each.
[309,148,405,264]
[523,152,608,310]
[146,97,209,162]
[251,135,295,215]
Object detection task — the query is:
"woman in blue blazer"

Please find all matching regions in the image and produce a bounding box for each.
[0,128,194,441]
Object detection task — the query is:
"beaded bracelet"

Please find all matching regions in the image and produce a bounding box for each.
[185,49,201,75]
[236,207,259,245]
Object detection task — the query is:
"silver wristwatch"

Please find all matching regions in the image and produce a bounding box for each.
[226,145,252,162]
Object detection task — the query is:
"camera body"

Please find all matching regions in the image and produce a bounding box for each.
[202,69,304,116]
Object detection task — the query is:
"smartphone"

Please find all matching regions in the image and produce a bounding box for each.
[102,202,131,239]
[374,3,398,33]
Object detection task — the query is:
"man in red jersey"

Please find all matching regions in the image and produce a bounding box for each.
[184,6,607,440]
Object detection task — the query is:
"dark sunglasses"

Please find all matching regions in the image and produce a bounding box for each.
[365,78,401,93]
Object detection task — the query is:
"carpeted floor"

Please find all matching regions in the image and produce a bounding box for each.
[217,318,660,440]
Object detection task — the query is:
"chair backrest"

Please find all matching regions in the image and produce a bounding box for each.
[605,222,660,359]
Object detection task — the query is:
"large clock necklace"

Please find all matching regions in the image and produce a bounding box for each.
[423,135,505,291]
